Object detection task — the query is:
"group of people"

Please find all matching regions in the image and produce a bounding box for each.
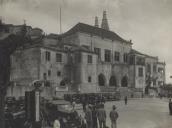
[84,104,118,128]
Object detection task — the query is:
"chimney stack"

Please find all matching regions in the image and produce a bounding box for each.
[95,16,99,27]
[101,11,109,30]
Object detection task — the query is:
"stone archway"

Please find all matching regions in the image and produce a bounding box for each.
[121,76,128,87]
[98,74,106,86]
[109,76,117,87]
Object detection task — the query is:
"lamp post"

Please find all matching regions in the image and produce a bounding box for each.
[31,80,43,128]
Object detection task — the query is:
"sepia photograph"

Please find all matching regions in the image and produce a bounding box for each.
[0,0,172,128]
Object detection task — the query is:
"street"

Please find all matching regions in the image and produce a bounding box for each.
[78,98,172,128]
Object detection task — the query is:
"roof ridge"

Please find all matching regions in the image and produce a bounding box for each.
[62,22,132,44]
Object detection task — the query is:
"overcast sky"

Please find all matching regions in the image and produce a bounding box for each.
[1,0,172,83]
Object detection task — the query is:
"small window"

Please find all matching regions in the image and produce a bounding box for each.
[153,65,156,72]
[75,53,81,63]
[45,51,51,61]
[56,53,62,62]
[87,55,92,64]
[88,76,92,83]
[94,48,101,60]
[104,49,111,62]
[114,52,120,61]
[147,64,151,73]
[57,71,61,77]
[123,53,128,63]
[129,55,135,65]
[138,67,143,77]
[43,73,47,80]
[48,70,51,76]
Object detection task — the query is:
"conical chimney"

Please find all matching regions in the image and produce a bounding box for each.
[95,16,99,27]
[101,11,109,30]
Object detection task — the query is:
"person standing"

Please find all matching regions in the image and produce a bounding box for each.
[72,100,76,110]
[124,96,128,105]
[97,104,106,128]
[82,96,87,112]
[53,118,60,128]
[92,106,98,128]
[109,105,118,128]
[85,105,93,128]
[169,99,172,115]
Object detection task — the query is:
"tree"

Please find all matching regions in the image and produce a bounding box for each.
[0,23,29,128]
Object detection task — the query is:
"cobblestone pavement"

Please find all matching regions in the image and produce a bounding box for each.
[77,98,172,128]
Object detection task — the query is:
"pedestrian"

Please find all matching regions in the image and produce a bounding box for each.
[109,105,118,128]
[53,117,60,128]
[169,99,172,115]
[79,115,87,128]
[85,105,93,128]
[82,96,87,111]
[72,100,76,110]
[92,106,98,128]
[97,104,106,128]
[124,96,127,105]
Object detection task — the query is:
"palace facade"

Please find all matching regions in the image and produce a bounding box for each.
[3,11,165,98]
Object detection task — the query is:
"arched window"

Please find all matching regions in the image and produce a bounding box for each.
[121,76,128,87]
[109,76,117,87]
[98,74,106,86]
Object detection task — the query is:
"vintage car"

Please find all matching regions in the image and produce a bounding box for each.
[5,110,25,128]
[45,100,81,128]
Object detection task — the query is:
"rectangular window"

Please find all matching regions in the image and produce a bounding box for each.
[75,53,81,63]
[94,48,101,60]
[129,55,135,65]
[123,53,128,63]
[114,52,120,61]
[147,64,151,73]
[87,55,92,64]
[45,51,51,61]
[88,76,92,83]
[138,67,143,77]
[56,53,62,62]
[136,57,145,65]
[43,73,47,80]
[57,71,61,77]
[104,49,111,62]
[153,65,157,72]
[48,70,51,76]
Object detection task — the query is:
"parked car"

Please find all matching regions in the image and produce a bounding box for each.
[45,100,81,128]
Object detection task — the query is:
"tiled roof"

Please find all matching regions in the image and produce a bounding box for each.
[62,23,132,44]
[130,49,158,59]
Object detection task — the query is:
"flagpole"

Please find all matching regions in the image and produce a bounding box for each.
[59,6,62,34]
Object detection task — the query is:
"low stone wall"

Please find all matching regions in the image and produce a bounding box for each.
[6,85,54,99]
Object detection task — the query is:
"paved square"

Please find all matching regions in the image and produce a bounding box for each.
[78,98,172,128]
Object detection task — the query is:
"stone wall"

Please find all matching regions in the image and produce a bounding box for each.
[6,85,54,99]
[10,47,40,86]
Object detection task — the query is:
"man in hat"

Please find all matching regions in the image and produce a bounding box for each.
[97,104,106,128]
[109,105,118,128]
[85,105,93,128]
